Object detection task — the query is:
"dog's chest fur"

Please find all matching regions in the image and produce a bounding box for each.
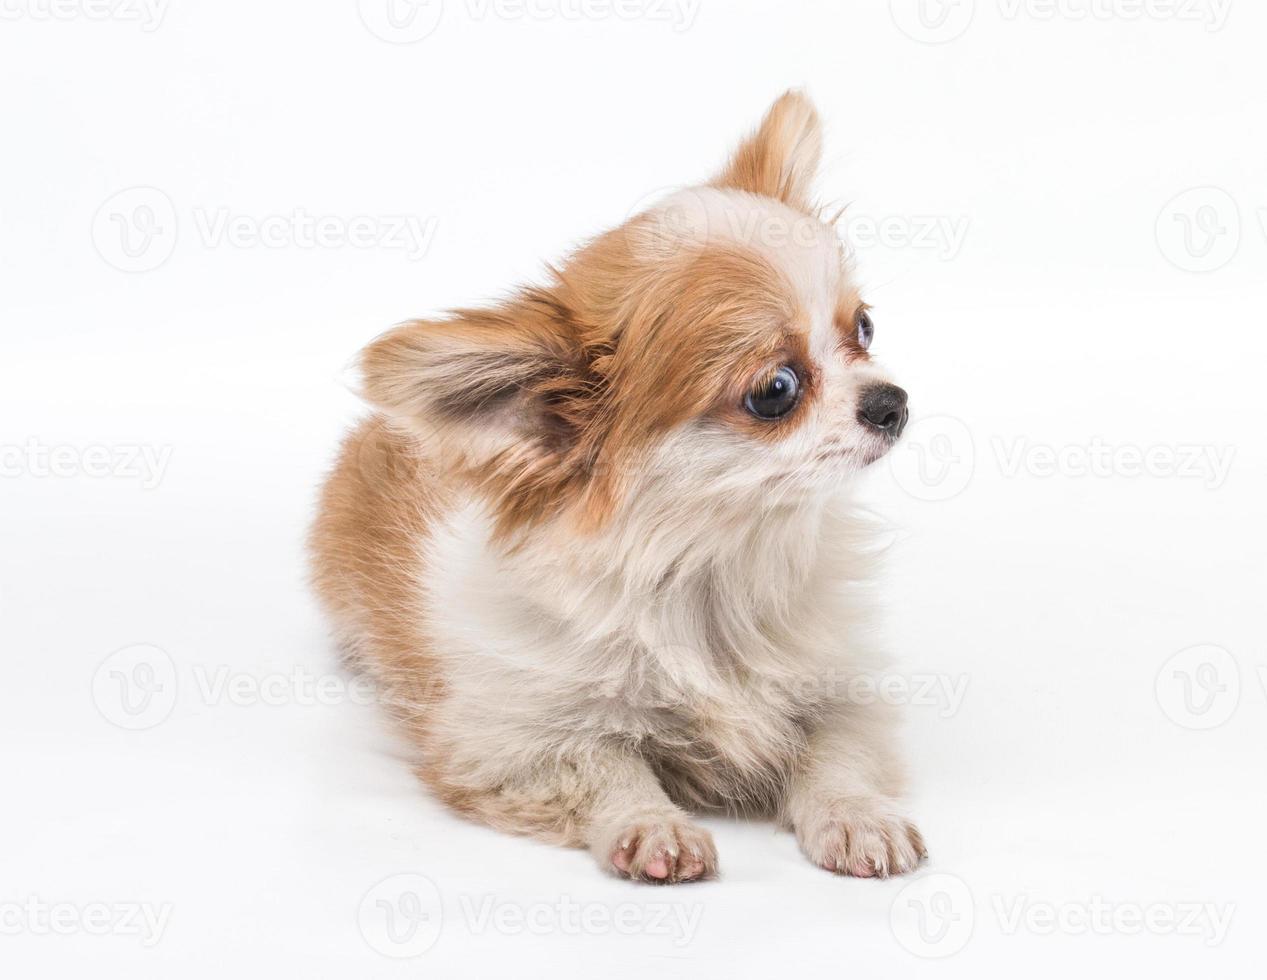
[421,502,867,811]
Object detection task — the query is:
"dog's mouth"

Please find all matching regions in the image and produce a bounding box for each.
[815,428,905,469]
[859,436,898,467]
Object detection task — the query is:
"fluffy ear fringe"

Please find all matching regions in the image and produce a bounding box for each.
[713,89,822,212]
[359,318,564,427]
[356,298,611,536]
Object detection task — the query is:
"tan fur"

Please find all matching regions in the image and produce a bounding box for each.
[310,91,926,882]
[713,89,823,211]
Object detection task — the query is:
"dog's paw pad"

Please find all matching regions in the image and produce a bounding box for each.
[603,815,717,884]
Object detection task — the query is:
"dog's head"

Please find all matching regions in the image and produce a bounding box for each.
[361,91,906,538]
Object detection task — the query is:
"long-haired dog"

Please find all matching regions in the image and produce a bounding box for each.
[311,91,925,882]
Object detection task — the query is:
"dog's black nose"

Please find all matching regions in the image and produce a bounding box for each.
[858,383,909,436]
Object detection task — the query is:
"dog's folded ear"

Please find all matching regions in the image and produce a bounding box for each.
[714,89,822,213]
[358,290,591,462]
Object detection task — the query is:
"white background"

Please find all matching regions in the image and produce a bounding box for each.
[2,1,1265,976]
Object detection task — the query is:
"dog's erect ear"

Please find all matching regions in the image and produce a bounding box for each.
[713,90,822,212]
[359,291,588,461]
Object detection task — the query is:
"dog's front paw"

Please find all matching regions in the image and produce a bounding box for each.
[796,798,926,878]
[593,812,718,884]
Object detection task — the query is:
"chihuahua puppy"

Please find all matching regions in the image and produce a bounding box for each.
[310,91,925,883]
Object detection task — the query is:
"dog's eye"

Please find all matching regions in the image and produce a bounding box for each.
[856,310,874,350]
[745,366,800,420]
